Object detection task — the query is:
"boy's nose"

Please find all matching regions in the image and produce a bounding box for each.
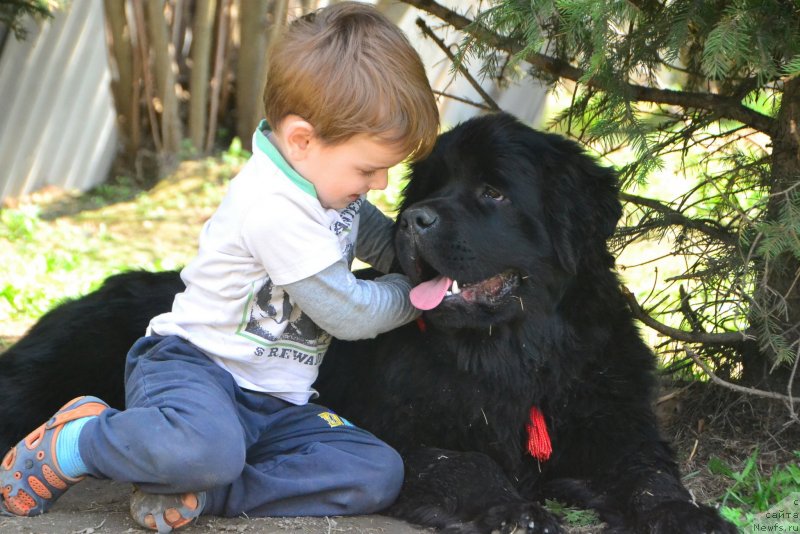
[370,170,389,190]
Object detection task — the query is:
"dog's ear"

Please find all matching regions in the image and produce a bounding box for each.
[544,144,622,274]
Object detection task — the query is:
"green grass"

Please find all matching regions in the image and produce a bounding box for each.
[710,449,800,529]
[544,499,602,528]
[0,142,248,335]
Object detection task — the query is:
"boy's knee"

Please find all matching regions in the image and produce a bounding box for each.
[151,432,246,490]
[347,443,404,513]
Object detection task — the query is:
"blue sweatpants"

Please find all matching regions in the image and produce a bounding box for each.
[76,335,403,517]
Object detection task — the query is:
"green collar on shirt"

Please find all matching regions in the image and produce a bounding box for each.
[255,119,317,198]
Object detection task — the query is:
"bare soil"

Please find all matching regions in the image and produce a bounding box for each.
[0,479,426,534]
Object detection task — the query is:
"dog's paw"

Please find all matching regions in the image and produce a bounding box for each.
[474,502,564,534]
[639,500,738,534]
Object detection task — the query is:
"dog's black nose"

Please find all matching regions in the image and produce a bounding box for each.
[401,206,439,233]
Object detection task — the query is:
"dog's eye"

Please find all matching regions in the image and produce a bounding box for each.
[481,185,506,202]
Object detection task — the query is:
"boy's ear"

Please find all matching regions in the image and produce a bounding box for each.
[280,115,315,161]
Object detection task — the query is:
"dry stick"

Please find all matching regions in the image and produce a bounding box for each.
[133,0,162,152]
[415,18,501,112]
[432,90,497,112]
[128,0,141,157]
[656,383,692,405]
[787,345,800,422]
[205,0,230,153]
[684,347,800,405]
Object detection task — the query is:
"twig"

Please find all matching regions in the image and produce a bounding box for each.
[619,191,737,245]
[621,285,748,345]
[687,438,699,463]
[415,17,501,112]
[684,347,800,404]
[432,90,497,111]
[787,344,800,422]
[656,383,692,405]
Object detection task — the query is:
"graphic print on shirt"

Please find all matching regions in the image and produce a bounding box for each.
[236,197,362,362]
[239,278,330,352]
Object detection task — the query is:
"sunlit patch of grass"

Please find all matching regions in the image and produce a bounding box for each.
[0,144,247,337]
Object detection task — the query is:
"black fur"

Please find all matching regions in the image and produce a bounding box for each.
[0,114,735,533]
[0,271,183,446]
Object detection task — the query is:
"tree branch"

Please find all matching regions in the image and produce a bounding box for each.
[415,18,500,112]
[621,285,748,345]
[401,0,776,135]
[619,192,737,245]
[432,90,497,112]
[685,347,800,405]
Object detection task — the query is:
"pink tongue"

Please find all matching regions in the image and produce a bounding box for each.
[410,276,452,310]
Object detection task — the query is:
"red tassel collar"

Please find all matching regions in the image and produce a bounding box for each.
[526,406,552,462]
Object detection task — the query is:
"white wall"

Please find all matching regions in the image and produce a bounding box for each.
[0,1,118,204]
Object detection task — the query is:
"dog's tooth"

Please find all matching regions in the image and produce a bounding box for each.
[451,280,461,294]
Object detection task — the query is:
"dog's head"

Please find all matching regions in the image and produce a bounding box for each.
[395,113,621,330]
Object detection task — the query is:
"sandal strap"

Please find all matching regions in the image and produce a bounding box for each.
[152,512,173,534]
[46,401,109,429]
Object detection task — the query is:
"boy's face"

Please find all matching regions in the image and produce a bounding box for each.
[300,134,408,210]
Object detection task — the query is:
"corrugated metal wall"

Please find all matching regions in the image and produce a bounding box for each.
[0,1,118,204]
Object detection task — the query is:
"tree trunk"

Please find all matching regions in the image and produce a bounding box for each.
[236,0,268,149]
[103,0,138,160]
[145,0,182,155]
[189,0,216,153]
[742,77,800,391]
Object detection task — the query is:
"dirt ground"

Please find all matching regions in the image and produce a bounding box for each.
[0,478,427,534]
[2,383,794,534]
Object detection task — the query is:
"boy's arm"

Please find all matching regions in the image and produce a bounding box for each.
[355,200,396,273]
[283,259,420,340]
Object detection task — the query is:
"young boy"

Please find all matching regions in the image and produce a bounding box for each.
[0,2,439,531]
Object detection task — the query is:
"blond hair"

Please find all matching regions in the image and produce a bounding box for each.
[263,2,439,161]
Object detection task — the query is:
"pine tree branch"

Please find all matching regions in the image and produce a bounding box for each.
[621,285,748,345]
[401,0,777,135]
[685,347,800,405]
[619,192,737,245]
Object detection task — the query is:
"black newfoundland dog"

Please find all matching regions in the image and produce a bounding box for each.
[0,113,734,533]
